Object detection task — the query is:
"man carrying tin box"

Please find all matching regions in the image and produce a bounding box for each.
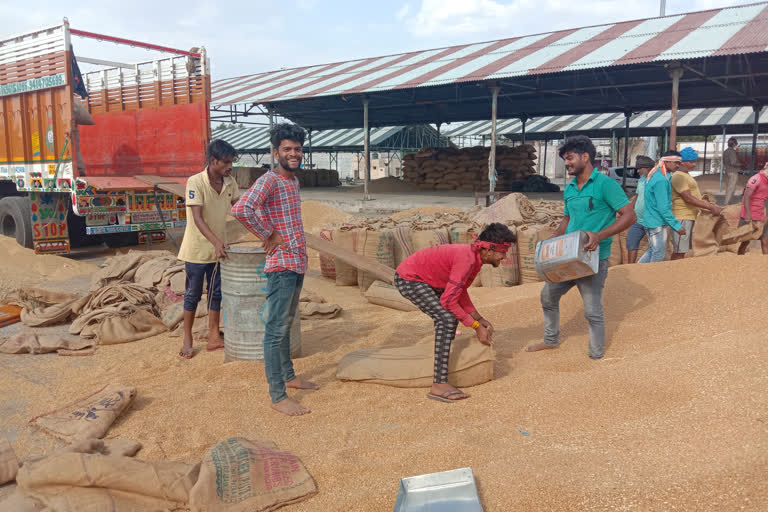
[527,136,636,360]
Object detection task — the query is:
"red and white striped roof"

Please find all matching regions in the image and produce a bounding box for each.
[212,2,768,107]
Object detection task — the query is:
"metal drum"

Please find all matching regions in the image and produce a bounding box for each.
[220,246,301,362]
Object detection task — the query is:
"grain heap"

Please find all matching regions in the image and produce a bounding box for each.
[402,145,555,192]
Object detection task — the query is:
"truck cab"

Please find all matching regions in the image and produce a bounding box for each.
[0,20,210,253]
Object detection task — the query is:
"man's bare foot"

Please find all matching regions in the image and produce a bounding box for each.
[206,332,225,352]
[526,342,558,353]
[286,377,319,391]
[429,383,470,401]
[271,397,310,416]
[179,342,194,359]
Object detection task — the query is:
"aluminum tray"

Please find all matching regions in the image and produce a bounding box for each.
[393,467,483,511]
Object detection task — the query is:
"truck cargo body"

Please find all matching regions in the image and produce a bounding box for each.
[0,21,210,253]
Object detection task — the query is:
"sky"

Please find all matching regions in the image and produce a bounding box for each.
[2,0,758,81]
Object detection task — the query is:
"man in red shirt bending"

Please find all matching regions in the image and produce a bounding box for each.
[737,161,768,255]
[395,223,515,403]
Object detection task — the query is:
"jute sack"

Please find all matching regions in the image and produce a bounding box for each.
[189,437,317,512]
[410,228,451,252]
[364,280,417,312]
[333,229,359,286]
[357,229,395,292]
[336,335,494,388]
[393,226,414,266]
[517,224,556,284]
[15,442,198,512]
[319,229,336,279]
[0,438,18,485]
[30,384,136,442]
[447,224,476,245]
[479,242,520,287]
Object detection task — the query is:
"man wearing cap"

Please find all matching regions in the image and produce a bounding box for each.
[670,147,722,260]
[638,150,684,263]
[395,222,515,402]
[723,137,742,204]
[737,161,768,255]
[625,155,656,264]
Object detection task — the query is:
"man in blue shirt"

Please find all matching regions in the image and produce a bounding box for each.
[626,155,656,263]
[639,150,685,263]
[527,136,635,360]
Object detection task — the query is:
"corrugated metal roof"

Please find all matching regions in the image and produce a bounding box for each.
[212,125,406,152]
[212,3,768,106]
[445,106,768,137]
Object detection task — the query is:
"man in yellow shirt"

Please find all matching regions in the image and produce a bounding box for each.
[177,140,239,358]
[669,147,722,260]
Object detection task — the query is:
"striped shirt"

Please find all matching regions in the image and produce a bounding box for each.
[231,170,308,274]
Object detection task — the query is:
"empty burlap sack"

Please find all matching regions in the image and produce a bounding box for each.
[134,254,180,289]
[336,335,494,388]
[0,332,93,355]
[0,438,18,485]
[300,302,341,319]
[517,224,556,284]
[364,280,418,312]
[410,228,451,252]
[334,229,359,286]
[357,229,395,292]
[91,250,175,291]
[71,303,167,344]
[189,437,317,512]
[479,243,520,287]
[3,288,80,327]
[30,384,136,442]
[15,441,198,512]
[692,210,728,257]
[319,229,336,279]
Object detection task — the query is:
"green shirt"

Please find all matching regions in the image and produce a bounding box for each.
[563,168,629,260]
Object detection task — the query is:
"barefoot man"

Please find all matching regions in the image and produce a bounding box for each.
[178,140,239,358]
[231,123,318,416]
[527,135,635,360]
[395,223,516,402]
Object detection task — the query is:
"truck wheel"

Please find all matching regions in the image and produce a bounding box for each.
[0,196,33,248]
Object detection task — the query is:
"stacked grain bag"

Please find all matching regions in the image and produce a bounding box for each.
[402,145,541,192]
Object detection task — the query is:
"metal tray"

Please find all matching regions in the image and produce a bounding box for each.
[393,467,483,511]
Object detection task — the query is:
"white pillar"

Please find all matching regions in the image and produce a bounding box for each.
[488,87,500,197]
[363,99,370,200]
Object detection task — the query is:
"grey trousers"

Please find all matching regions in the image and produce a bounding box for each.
[541,259,609,359]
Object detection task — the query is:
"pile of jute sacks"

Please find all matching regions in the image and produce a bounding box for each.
[315,193,752,310]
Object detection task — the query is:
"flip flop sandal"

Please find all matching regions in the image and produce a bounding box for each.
[179,350,194,359]
[427,390,469,403]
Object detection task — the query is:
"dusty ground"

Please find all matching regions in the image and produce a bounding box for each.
[1,251,766,511]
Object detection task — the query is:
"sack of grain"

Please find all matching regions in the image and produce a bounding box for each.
[517,224,556,284]
[336,335,494,388]
[357,230,395,292]
[448,224,476,245]
[319,229,336,279]
[479,242,520,287]
[364,280,417,312]
[0,438,18,485]
[190,437,317,512]
[333,229,359,286]
[410,228,451,252]
[30,384,136,442]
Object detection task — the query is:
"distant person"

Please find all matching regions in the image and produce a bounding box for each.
[231,123,318,417]
[625,155,655,264]
[669,147,722,260]
[723,137,742,204]
[395,223,515,402]
[178,140,239,359]
[737,161,768,255]
[638,150,684,263]
[526,136,635,360]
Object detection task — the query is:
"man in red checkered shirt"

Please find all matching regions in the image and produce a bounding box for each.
[231,123,318,417]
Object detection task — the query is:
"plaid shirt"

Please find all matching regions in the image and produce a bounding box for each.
[231,170,307,274]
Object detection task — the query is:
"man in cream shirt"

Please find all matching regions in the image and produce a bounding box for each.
[177,140,239,358]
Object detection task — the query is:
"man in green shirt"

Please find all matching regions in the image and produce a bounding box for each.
[527,136,635,359]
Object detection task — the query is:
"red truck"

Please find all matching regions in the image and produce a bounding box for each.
[0,19,210,253]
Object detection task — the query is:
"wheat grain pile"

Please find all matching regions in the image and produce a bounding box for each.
[1,255,766,511]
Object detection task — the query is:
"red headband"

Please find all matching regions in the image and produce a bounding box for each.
[473,238,511,253]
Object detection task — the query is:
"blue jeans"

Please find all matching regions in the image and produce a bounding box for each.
[183,262,221,312]
[638,226,667,263]
[541,259,609,359]
[263,270,304,403]
[625,222,646,251]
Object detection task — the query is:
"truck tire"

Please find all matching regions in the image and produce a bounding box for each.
[0,196,33,248]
